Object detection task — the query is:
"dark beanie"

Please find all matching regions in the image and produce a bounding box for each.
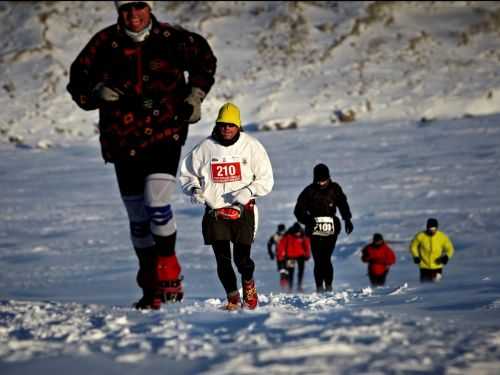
[289,222,303,234]
[426,218,439,228]
[373,233,384,242]
[313,163,330,182]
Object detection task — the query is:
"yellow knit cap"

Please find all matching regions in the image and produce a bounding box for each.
[215,102,241,128]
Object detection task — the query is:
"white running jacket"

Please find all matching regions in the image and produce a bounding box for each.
[179,132,274,209]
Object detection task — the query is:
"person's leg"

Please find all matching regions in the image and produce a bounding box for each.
[369,273,386,287]
[380,271,388,286]
[144,173,183,301]
[310,237,324,291]
[212,240,238,294]
[115,162,160,308]
[234,242,258,309]
[323,236,338,291]
[233,242,255,282]
[287,266,295,291]
[297,258,305,291]
[311,236,337,291]
[432,268,443,282]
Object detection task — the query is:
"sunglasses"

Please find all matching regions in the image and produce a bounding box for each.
[217,122,238,129]
[120,2,149,12]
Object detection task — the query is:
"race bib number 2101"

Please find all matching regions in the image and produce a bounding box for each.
[211,161,242,183]
[312,216,335,236]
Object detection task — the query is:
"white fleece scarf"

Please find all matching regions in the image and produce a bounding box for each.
[125,21,152,42]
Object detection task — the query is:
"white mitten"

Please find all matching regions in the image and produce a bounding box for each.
[190,188,205,205]
[231,187,252,206]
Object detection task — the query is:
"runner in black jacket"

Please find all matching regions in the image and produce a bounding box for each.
[294,163,353,292]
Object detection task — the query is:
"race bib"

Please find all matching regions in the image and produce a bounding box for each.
[312,216,335,236]
[211,161,242,183]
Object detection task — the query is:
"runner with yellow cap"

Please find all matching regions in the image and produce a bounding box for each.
[179,103,274,310]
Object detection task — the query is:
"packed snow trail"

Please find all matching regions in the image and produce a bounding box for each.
[1,291,500,374]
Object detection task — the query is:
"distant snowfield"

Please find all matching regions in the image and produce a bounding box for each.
[2,1,500,149]
[1,113,500,374]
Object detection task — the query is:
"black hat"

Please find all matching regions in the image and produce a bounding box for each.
[426,218,439,229]
[373,233,384,242]
[278,223,286,232]
[313,163,330,182]
[290,222,302,233]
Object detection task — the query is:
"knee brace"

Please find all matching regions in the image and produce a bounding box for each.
[144,173,177,237]
[122,195,155,249]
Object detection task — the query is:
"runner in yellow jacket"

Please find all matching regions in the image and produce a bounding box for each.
[410,218,454,282]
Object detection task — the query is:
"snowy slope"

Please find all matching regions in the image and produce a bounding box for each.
[2,1,500,147]
[1,1,500,374]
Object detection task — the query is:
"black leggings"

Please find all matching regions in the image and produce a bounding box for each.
[287,258,305,289]
[310,235,338,289]
[369,271,388,287]
[212,241,255,294]
[420,268,443,283]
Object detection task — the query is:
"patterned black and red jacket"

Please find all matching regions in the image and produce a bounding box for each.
[67,15,217,162]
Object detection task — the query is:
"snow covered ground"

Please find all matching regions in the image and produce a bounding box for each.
[1,115,500,374]
[1,1,500,374]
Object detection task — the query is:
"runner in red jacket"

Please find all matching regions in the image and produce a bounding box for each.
[277,223,311,292]
[361,233,396,287]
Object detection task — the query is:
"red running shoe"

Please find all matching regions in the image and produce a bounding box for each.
[242,279,258,310]
[224,291,241,311]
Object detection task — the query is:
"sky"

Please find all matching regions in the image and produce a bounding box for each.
[1,2,500,374]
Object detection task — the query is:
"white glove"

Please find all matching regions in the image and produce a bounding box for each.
[190,188,205,205]
[183,87,206,124]
[94,82,123,102]
[231,187,252,206]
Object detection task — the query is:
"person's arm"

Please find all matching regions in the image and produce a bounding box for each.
[67,30,109,111]
[276,236,287,262]
[409,234,421,264]
[361,246,370,263]
[437,233,454,265]
[443,234,455,259]
[294,189,312,227]
[385,245,396,266]
[179,144,203,196]
[246,139,274,198]
[303,236,311,260]
[230,138,274,206]
[267,236,275,260]
[334,183,353,234]
[180,30,217,95]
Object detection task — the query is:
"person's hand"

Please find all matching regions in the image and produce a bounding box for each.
[190,188,205,205]
[181,87,206,124]
[94,82,123,102]
[413,257,421,264]
[269,253,275,261]
[436,254,449,265]
[231,188,252,206]
[344,219,354,234]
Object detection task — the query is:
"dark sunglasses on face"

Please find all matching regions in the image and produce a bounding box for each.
[120,2,148,12]
[217,122,237,129]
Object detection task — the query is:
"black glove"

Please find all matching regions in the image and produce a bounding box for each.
[178,101,194,121]
[437,254,449,265]
[344,219,353,234]
[269,253,275,261]
[413,257,421,264]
